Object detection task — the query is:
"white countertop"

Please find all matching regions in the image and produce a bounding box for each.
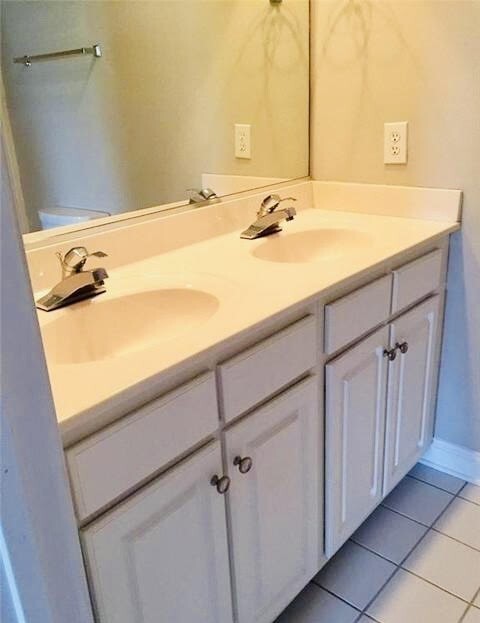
[35,205,459,445]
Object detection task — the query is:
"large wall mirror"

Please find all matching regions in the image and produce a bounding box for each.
[1,0,309,240]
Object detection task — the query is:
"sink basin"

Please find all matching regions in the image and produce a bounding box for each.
[251,229,372,263]
[41,288,219,364]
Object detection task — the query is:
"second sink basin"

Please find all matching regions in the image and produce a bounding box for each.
[251,228,372,263]
[41,287,219,364]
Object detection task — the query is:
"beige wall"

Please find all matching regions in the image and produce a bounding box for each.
[311,0,480,451]
[2,0,309,230]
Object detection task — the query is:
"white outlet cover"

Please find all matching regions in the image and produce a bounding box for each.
[384,121,408,164]
[235,123,251,159]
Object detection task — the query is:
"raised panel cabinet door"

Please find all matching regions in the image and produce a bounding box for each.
[325,326,389,557]
[225,377,321,623]
[383,296,441,495]
[81,441,234,623]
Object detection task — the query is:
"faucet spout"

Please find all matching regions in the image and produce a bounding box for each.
[240,195,297,240]
[36,247,109,311]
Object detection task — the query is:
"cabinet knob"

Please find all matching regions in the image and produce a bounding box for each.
[383,347,397,361]
[210,474,230,494]
[396,341,409,354]
[233,455,253,474]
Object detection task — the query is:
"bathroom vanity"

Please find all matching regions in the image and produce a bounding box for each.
[25,181,461,623]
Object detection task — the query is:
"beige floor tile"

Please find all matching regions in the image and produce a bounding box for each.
[367,569,466,623]
[403,531,480,601]
[434,498,480,550]
[463,606,480,623]
[474,591,480,607]
[460,483,480,506]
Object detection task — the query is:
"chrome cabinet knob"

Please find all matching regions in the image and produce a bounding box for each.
[396,341,409,354]
[210,474,230,494]
[233,455,253,474]
[383,347,397,361]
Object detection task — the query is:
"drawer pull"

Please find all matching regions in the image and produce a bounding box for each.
[383,347,397,362]
[233,456,253,474]
[210,474,231,494]
[396,341,409,354]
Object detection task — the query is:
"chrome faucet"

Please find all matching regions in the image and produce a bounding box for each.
[36,246,109,312]
[187,188,218,204]
[240,194,297,239]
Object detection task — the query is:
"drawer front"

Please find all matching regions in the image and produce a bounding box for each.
[219,316,317,422]
[67,372,218,521]
[391,249,443,313]
[324,275,392,355]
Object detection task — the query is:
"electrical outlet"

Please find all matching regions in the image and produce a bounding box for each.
[384,121,408,164]
[235,123,251,159]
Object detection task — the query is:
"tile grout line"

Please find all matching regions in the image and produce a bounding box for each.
[458,604,473,623]
[308,581,362,615]
[457,481,480,507]
[380,500,480,554]
[407,472,467,495]
[408,474,480,508]
[398,567,477,606]
[380,502,437,527]
[471,586,480,605]
[458,590,480,623]
[429,526,480,554]
[458,496,480,507]
[348,536,419,568]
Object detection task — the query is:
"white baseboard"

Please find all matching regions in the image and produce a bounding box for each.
[421,438,480,485]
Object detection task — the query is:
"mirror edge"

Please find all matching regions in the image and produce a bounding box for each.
[22,175,311,251]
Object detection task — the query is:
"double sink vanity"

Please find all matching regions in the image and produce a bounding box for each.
[26,180,461,623]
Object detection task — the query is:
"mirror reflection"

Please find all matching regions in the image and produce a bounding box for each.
[1,0,309,235]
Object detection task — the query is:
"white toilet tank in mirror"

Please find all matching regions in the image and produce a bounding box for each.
[38,206,111,229]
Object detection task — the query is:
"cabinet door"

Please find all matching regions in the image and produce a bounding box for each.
[225,377,321,623]
[383,296,441,494]
[81,442,233,623]
[325,327,389,556]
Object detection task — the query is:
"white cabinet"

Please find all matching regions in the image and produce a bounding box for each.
[225,377,321,623]
[325,327,389,556]
[81,442,233,623]
[325,295,443,556]
[75,245,448,623]
[383,296,441,494]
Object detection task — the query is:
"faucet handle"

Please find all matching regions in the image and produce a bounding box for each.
[89,250,108,258]
[57,246,108,276]
[259,194,297,216]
